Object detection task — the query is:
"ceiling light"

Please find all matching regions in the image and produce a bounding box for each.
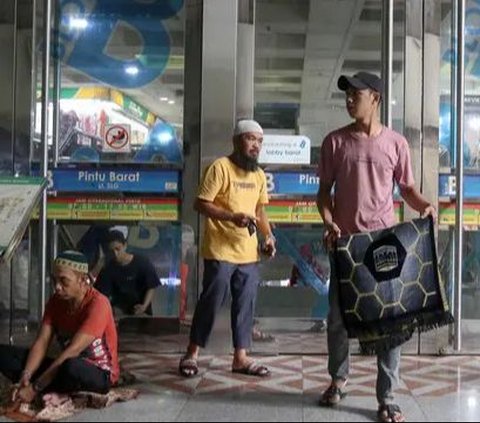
[69,17,89,30]
[125,66,139,76]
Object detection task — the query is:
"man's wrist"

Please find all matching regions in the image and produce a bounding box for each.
[323,221,334,229]
[265,233,276,242]
[20,370,32,382]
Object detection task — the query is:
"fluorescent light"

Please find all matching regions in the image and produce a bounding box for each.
[69,17,89,30]
[168,100,175,105]
[160,97,169,102]
[158,131,173,144]
[160,278,181,286]
[125,66,139,76]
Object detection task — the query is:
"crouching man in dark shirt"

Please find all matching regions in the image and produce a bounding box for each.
[95,230,160,316]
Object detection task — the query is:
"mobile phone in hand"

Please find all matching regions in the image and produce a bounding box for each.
[248,220,257,236]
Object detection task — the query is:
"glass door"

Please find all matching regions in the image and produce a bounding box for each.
[253,0,412,354]
[423,0,480,354]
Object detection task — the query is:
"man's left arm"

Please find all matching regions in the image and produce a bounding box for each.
[256,203,276,257]
[395,139,437,220]
[400,185,437,220]
[134,258,160,315]
[135,288,156,315]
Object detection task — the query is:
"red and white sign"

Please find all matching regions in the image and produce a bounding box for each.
[103,124,131,153]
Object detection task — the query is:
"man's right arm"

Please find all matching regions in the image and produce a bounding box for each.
[194,198,234,222]
[20,323,53,386]
[316,182,335,227]
[194,198,255,228]
[316,182,341,250]
[195,161,256,227]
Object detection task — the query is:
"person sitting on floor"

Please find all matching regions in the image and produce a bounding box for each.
[0,251,119,404]
[95,230,161,316]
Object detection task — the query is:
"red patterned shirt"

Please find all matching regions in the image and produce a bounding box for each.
[43,288,119,384]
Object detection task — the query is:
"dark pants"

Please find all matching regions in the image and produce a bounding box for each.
[0,345,111,394]
[190,260,259,350]
[328,257,400,405]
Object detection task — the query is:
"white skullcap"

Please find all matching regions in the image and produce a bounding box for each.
[110,225,129,239]
[234,120,263,136]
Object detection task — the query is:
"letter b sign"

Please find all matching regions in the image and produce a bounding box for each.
[67,0,184,89]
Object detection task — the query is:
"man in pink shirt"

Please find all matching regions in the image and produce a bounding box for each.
[316,72,436,423]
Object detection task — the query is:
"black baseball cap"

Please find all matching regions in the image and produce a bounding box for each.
[337,72,383,96]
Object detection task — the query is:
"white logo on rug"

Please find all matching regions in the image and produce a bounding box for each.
[373,246,399,273]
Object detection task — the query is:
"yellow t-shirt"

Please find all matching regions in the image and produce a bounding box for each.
[198,157,269,264]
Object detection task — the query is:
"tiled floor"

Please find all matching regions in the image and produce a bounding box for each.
[2,319,480,421]
[85,353,480,422]
[1,353,479,421]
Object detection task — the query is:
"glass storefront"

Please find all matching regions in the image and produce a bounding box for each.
[3,0,188,345]
[437,0,480,353]
[33,0,185,166]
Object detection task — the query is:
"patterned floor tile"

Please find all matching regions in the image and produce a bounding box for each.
[120,352,480,399]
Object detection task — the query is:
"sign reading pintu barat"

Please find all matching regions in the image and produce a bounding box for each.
[51,169,180,193]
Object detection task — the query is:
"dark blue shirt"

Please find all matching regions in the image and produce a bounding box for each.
[96,254,160,315]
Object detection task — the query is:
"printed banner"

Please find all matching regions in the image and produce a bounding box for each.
[266,200,403,224]
[44,197,180,221]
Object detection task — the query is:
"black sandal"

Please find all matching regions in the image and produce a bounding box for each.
[319,383,347,407]
[179,356,199,378]
[377,404,406,422]
[232,362,271,378]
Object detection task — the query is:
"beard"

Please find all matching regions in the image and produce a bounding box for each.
[229,151,259,172]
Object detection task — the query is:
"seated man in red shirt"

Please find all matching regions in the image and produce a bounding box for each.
[0,251,119,404]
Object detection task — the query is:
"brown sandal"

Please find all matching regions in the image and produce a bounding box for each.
[377,404,406,422]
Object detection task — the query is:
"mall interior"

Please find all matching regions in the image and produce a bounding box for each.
[0,0,480,421]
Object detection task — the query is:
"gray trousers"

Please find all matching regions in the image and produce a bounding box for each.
[190,260,259,350]
[328,257,401,405]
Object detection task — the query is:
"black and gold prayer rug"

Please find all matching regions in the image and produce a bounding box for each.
[334,216,454,354]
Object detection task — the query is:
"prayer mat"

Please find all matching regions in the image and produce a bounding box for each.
[334,216,454,354]
[0,388,139,422]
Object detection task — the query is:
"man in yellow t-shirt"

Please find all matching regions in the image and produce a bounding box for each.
[179,120,276,378]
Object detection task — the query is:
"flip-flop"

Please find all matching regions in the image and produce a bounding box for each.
[179,357,199,378]
[319,384,347,407]
[377,404,406,422]
[232,362,271,378]
[252,330,276,343]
